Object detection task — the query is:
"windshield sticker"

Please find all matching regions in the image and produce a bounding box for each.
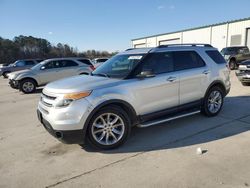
[128,56,143,60]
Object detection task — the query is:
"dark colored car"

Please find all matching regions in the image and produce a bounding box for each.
[0,59,43,78]
[235,60,250,86]
[221,46,250,70]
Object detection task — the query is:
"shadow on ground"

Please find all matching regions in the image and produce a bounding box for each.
[81,95,250,154]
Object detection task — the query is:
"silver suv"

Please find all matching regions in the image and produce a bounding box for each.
[8,58,94,93]
[37,44,231,149]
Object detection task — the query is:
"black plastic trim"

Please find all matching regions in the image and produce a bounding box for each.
[139,100,202,123]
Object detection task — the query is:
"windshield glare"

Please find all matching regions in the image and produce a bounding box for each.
[92,54,145,79]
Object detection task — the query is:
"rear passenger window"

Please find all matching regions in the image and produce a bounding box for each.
[60,60,78,67]
[142,52,174,74]
[25,61,35,65]
[173,51,205,71]
[77,59,92,66]
[206,50,227,64]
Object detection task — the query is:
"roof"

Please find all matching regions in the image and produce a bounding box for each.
[132,17,250,41]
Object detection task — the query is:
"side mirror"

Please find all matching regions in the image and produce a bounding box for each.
[136,70,155,79]
[40,66,45,70]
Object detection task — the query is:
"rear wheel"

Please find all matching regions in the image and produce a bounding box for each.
[229,59,236,70]
[20,79,36,94]
[202,86,224,117]
[2,71,10,78]
[87,105,131,150]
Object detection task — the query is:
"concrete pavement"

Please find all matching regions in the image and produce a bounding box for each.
[0,72,250,188]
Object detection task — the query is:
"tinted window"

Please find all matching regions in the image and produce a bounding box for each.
[141,52,174,74]
[206,50,227,64]
[77,59,92,65]
[24,61,35,65]
[43,61,60,69]
[96,59,108,63]
[173,51,205,71]
[60,60,78,67]
[15,61,25,67]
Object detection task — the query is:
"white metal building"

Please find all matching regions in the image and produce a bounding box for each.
[131,17,250,51]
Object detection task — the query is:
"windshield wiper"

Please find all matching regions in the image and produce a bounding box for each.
[91,73,110,78]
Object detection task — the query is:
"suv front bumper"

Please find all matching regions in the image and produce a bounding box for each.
[37,110,85,144]
[9,79,19,89]
[37,97,93,144]
[236,70,250,83]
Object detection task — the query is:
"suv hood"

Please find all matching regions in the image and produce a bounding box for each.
[44,75,121,94]
[8,69,31,79]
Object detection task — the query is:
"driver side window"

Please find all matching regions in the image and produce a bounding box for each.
[141,52,174,74]
[43,61,61,69]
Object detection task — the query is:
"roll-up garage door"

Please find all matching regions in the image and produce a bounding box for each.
[246,28,250,49]
[159,38,180,45]
[134,43,146,48]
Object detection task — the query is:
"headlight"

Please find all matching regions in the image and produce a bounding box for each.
[55,91,92,107]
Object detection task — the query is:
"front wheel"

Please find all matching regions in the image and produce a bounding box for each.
[201,86,224,117]
[87,105,131,150]
[20,79,36,94]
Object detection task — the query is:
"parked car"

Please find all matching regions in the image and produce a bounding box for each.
[92,58,109,68]
[37,44,230,150]
[235,59,250,86]
[0,59,42,78]
[8,58,94,93]
[221,46,250,70]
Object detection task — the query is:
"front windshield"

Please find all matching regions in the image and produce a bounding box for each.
[92,54,145,79]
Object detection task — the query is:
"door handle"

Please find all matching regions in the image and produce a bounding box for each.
[167,76,177,82]
[202,70,210,75]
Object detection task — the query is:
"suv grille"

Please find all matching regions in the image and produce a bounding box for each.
[40,92,57,108]
[42,92,57,100]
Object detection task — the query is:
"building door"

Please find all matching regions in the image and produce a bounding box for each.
[246,28,250,48]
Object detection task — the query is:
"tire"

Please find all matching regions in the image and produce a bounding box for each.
[19,79,36,94]
[87,105,131,150]
[241,82,250,86]
[10,83,18,89]
[229,59,236,70]
[201,86,224,117]
[2,71,10,79]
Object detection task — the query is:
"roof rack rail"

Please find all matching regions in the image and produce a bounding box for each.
[157,43,213,48]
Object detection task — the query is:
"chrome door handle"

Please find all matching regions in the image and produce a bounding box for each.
[202,70,210,75]
[167,76,177,82]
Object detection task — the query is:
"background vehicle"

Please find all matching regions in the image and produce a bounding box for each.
[0,59,42,78]
[37,44,230,150]
[92,58,109,68]
[221,46,250,70]
[235,59,250,86]
[8,57,94,93]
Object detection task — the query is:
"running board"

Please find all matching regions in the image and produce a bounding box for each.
[137,110,201,128]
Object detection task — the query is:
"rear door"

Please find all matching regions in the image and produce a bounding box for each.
[174,51,209,106]
[58,60,80,77]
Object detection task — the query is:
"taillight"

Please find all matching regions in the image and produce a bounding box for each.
[90,65,95,70]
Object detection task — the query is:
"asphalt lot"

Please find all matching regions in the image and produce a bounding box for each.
[0,72,250,188]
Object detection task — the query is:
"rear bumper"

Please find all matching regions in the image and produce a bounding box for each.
[37,109,85,144]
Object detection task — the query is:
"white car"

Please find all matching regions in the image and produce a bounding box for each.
[8,57,94,93]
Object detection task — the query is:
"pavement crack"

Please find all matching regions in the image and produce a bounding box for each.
[45,152,143,188]
[46,117,238,188]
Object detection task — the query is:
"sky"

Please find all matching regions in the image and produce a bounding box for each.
[0,0,250,52]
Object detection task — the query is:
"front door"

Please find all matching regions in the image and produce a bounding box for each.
[131,51,179,115]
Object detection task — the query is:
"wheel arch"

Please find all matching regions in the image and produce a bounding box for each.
[82,99,138,141]
[205,80,227,97]
[19,77,38,86]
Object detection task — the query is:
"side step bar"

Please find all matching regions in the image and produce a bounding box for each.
[137,110,201,128]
